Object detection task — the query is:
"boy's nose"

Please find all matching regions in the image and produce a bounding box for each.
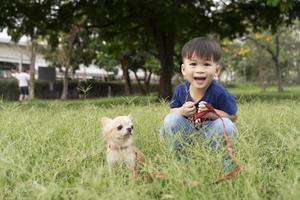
[194,66,205,72]
[195,68,205,73]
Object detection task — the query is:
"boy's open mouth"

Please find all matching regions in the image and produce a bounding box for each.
[194,77,206,81]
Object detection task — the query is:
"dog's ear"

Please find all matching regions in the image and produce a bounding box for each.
[128,113,133,120]
[101,117,113,136]
[101,117,112,127]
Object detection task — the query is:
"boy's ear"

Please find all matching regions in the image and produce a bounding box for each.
[215,64,221,76]
[181,64,186,77]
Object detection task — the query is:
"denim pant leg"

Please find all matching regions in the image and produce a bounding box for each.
[160,113,195,156]
[200,118,238,170]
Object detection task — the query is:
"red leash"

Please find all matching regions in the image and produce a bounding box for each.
[135,102,240,183]
[134,152,166,181]
[191,102,241,181]
[191,102,234,158]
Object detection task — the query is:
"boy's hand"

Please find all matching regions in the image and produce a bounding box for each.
[196,101,213,119]
[197,101,208,113]
[181,101,197,117]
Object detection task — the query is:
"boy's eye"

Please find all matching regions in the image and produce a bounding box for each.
[190,63,197,67]
[204,63,212,67]
[117,125,123,130]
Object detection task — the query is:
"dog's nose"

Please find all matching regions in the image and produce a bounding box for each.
[127,127,132,132]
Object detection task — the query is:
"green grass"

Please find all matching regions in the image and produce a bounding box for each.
[225,85,300,102]
[229,84,300,98]
[0,98,299,199]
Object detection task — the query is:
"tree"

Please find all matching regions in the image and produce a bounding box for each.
[44,17,91,99]
[247,20,300,92]
[131,55,160,95]
[248,32,284,92]
[0,0,58,99]
[280,20,300,84]
[2,0,299,99]
[97,0,300,99]
[222,39,251,84]
[220,18,300,91]
[60,21,86,99]
[83,0,160,96]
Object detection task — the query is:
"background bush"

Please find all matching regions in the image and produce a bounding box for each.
[0,80,159,100]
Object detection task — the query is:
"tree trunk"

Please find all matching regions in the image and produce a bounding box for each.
[133,71,146,95]
[153,30,175,99]
[274,34,284,92]
[144,70,152,94]
[121,56,132,95]
[248,35,284,92]
[61,64,69,99]
[149,1,178,99]
[259,63,267,92]
[29,39,37,99]
[274,62,283,92]
[60,19,85,99]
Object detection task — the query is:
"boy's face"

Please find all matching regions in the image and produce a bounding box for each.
[181,56,220,91]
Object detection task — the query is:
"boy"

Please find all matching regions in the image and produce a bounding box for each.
[160,37,240,175]
[11,68,30,101]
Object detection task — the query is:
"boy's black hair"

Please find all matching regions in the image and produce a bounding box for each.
[181,37,223,62]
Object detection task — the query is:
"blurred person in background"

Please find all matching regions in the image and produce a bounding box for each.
[11,68,30,101]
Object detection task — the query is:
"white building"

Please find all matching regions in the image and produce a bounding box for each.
[0,37,48,78]
[0,37,114,80]
[0,31,159,82]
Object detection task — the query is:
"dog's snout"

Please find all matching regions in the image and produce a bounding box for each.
[127,127,132,132]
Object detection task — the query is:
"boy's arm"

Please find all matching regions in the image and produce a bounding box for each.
[10,70,18,79]
[11,73,18,79]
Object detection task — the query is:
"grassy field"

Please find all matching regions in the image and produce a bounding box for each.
[0,97,299,200]
[228,85,300,102]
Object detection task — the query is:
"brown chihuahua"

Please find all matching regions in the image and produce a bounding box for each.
[101,115,145,178]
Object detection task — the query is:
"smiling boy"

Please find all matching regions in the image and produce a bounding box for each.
[160,37,239,174]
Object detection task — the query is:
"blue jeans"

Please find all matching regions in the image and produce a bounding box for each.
[160,112,238,170]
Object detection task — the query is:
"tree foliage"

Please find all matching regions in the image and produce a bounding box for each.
[222,19,300,91]
[1,0,300,99]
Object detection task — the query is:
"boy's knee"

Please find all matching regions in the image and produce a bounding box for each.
[223,118,237,137]
[163,112,184,127]
[160,112,190,138]
[205,118,237,150]
[213,118,237,138]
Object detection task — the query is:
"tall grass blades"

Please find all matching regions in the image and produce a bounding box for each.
[0,99,299,199]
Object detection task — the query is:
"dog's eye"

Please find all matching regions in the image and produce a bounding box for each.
[131,125,134,130]
[117,125,123,130]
